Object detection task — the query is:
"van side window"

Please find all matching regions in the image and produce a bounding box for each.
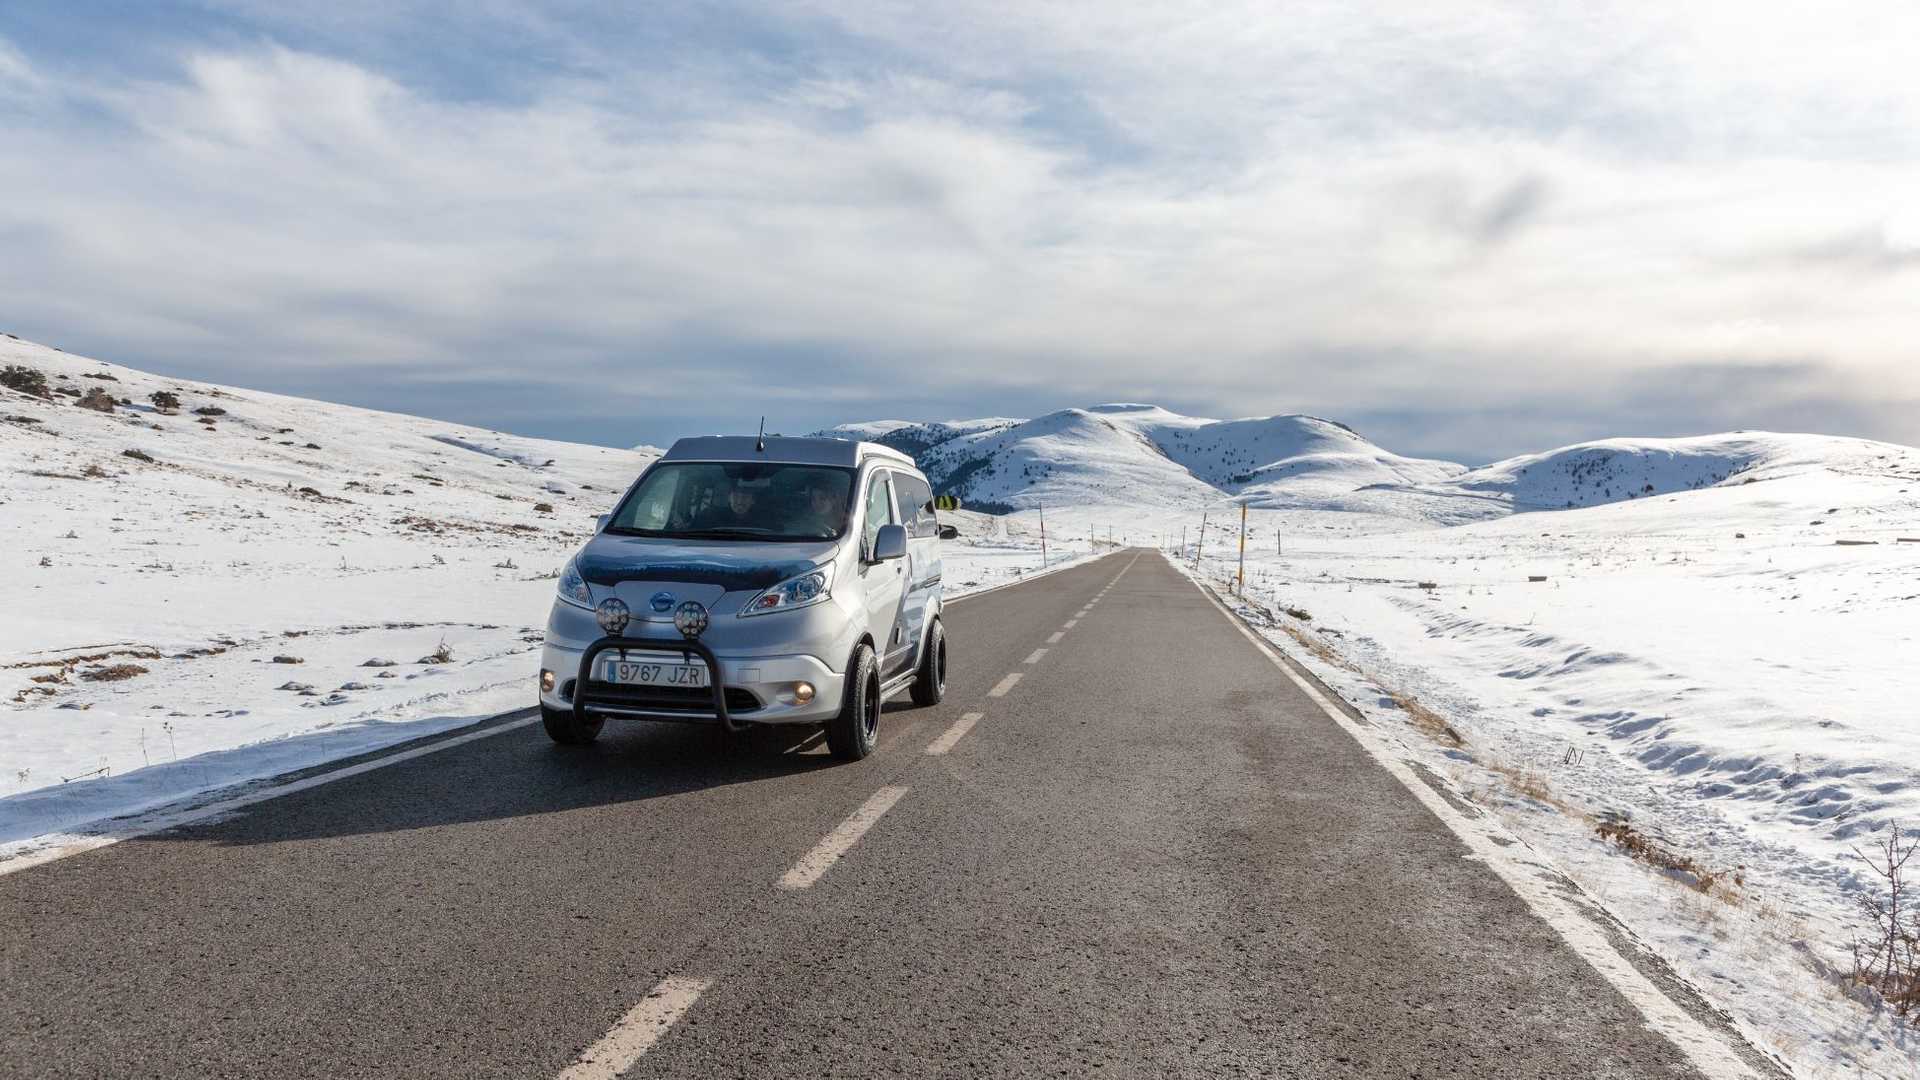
[862,472,894,554]
[892,473,937,538]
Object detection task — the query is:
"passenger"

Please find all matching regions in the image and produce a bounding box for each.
[798,482,847,537]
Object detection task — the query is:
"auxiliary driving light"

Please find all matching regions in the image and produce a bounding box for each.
[792,681,815,705]
[673,600,709,640]
[540,669,556,693]
[595,597,631,635]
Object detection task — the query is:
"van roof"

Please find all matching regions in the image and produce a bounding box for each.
[661,435,919,471]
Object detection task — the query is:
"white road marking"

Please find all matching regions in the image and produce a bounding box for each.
[0,714,542,878]
[1075,608,1090,617]
[777,785,911,890]
[924,712,984,756]
[987,672,1023,697]
[556,974,715,1080]
[1046,631,1064,644]
[1024,649,1048,664]
[1180,560,1763,1079]
[1063,620,1078,629]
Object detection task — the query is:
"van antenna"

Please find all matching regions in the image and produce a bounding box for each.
[755,416,766,453]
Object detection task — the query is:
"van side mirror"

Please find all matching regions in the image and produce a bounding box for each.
[872,524,908,562]
[937,524,959,541]
[595,514,610,533]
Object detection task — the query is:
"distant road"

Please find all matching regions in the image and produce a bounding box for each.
[0,551,1774,1078]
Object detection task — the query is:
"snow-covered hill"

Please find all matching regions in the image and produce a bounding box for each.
[820,403,1466,515]
[821,404,1920,532]
[1402,431,1920,515]
[914,409,1220,510]
[1086,404,1465,506]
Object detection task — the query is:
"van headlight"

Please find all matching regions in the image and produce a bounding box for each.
[557,559,593,609]
[741,563,834,616]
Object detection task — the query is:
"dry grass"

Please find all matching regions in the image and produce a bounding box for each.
[1387,691,1466,747]
[1596,815,1736,896]
[1279,623,1360,673]
[79,663,148,682]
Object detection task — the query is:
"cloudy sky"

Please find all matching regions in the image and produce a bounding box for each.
[3,2,1917,462]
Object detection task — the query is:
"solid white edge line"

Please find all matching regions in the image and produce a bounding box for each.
[987,672,1022,697]
[777,785,910,890]
[925,712,984,756]
[0,714,542,878]
[1046,631,1064,644]
[556,974,715,1080]
[1177,557,1760,1080]
[1024,649,1048,664]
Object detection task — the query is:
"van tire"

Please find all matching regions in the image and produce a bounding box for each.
[909,618,946,707]
[826,644,880,761]
[543,705,603,746]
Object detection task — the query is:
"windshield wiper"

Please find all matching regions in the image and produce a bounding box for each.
[674,528,777,539]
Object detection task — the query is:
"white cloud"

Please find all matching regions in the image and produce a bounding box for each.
[1,3,1918,457]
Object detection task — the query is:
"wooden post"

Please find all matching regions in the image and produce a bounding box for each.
[1197,512,1208,566]
[1038,503,1049,567]
[1237,503,1248,596]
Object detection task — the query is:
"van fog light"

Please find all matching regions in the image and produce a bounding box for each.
[792,681,815,705]
[540,669,556,693]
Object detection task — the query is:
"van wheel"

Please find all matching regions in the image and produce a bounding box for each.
[910,619,946,707]
[826,645,880,761]
[543,705,603,746]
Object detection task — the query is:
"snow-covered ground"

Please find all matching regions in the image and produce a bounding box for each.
[0,336,1086,860]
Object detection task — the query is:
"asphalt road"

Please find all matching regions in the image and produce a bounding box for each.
[1,550,1762,1078]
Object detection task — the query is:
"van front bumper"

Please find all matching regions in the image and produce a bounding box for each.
[539,638,844,727]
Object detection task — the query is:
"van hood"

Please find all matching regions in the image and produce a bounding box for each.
[575,536,836,592]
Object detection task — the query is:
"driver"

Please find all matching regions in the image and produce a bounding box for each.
[694,479,760,529]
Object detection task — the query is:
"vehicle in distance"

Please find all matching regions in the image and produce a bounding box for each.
[538,435,957,760]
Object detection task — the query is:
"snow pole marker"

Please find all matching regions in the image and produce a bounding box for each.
[1237,502,1248,596]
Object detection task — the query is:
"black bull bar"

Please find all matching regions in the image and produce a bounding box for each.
[575,635,745,734]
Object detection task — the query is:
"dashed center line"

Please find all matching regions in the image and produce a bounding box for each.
[1024,648,1048,664]
[987,672,1023,697]
[1075,608,1090,617]
[777,785,910,890]
[556,974,714,1080]
[925,712,983,756]
[1063,620,1078,629]
[1046,631,1064,644]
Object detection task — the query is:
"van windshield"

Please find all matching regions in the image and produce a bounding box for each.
[605,462,855,542]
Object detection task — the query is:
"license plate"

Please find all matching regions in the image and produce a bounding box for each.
[600,656,709,688]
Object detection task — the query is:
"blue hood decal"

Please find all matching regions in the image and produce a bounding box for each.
[576,549,817,592]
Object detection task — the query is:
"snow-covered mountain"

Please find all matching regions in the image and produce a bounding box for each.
[818,404,1920,524]
[1413,431,1920,513]
[818,403,1465,513]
